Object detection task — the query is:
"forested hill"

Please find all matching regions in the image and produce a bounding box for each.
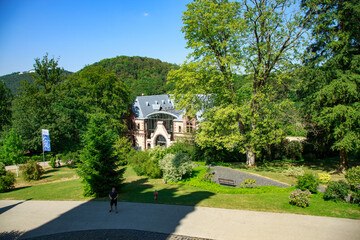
[0,71,73,94]
[0,72,35,94]
[1,56,179,97]
[91,56,179,98]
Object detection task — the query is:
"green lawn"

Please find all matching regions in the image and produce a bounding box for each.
[9,166,79,188]
[1,165,359,219]
[224,157,348,186]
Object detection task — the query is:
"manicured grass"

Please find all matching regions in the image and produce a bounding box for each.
[1,165,359,219]
[10,166,79,188]
[0,179,90,201]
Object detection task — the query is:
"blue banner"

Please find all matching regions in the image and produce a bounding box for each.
[42,129,51,152]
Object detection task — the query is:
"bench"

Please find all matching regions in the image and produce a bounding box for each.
[218,178,236,187]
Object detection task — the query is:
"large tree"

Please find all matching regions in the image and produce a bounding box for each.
[64,65,131,134]
[168,0,308,166]
[0,81,12,133]
[78,114,123,197]
[11,54,72,153]
[0,128,24,176]
[299,0,360,171]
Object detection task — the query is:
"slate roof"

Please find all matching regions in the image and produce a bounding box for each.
[131,95,184,121]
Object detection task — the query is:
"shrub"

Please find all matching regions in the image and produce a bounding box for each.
[166,142,194,158]
[0,162,16,192]
[351,185,360,204]
[296,172,319,193]
[113,136,133,165]
[128,148,163,178]
[345,166,360,188]
[159,152,192,183]
[63,152,80,168]
[289,189,311,208]
[128,150,149,176]
[240,179,259,188]
[318,173,331,184]
[49,156,56,168]
[283,166,305,177]
[145,155,162,179]
[323,180,350,201]
[283,141,304,161]
[20,160,44,181]
[147,146,166,178]
[202,167,214,182]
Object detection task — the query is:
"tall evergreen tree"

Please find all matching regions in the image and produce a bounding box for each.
[300,0,360,171]
[78,114,123,197]
[0,81,12,132]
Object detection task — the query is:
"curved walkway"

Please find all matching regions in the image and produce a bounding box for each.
[0,200,359,240]
[212,166,290,188]
[21,229,211,240]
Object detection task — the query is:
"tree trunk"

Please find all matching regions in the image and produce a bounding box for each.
[339,149,349,173]
[246,148,255,166]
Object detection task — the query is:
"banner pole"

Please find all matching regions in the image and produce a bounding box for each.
[42,129,45,167]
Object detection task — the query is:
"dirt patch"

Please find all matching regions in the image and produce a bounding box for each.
[14,175,79,188]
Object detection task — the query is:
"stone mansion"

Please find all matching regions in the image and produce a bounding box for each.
[128,94,198,150]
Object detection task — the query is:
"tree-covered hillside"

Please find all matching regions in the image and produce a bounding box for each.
[0,73,35,94]
[91,56,179,98]
[0,71,73,95]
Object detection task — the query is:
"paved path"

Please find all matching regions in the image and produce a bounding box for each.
[212,166,290,187]
[0,200,359,240]
[5,162,51,171]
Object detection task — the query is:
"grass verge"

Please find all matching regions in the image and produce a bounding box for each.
[1,165,359,219]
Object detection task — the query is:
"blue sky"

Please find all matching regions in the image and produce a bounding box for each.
[0,0,191,76]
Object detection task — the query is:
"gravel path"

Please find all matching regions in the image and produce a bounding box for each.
[211,166,290,188]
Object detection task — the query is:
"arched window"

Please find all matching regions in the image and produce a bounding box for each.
[146,113,176,140]
[155,135,167,147]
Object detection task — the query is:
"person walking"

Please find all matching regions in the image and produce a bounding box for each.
[109,187,118,213]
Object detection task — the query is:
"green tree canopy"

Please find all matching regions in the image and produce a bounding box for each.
[169,0,308,166]
[0,128,24,166]
[11,55,132,154]
[299,0,360,171]
[65,65,131,133]
[0,81,12,132]
[11,54,68,153]
[92,56,179,98]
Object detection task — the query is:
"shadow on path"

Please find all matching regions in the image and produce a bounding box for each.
[0,199,31,215]
[0,230,23,240]
[19,178,215,239]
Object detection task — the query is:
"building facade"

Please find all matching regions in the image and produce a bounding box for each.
[128,94,196,150]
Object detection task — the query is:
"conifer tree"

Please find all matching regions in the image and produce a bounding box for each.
[78,114,123,197]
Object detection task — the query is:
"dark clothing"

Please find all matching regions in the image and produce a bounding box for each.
[109,191,118,200]
[110,199,117,207]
